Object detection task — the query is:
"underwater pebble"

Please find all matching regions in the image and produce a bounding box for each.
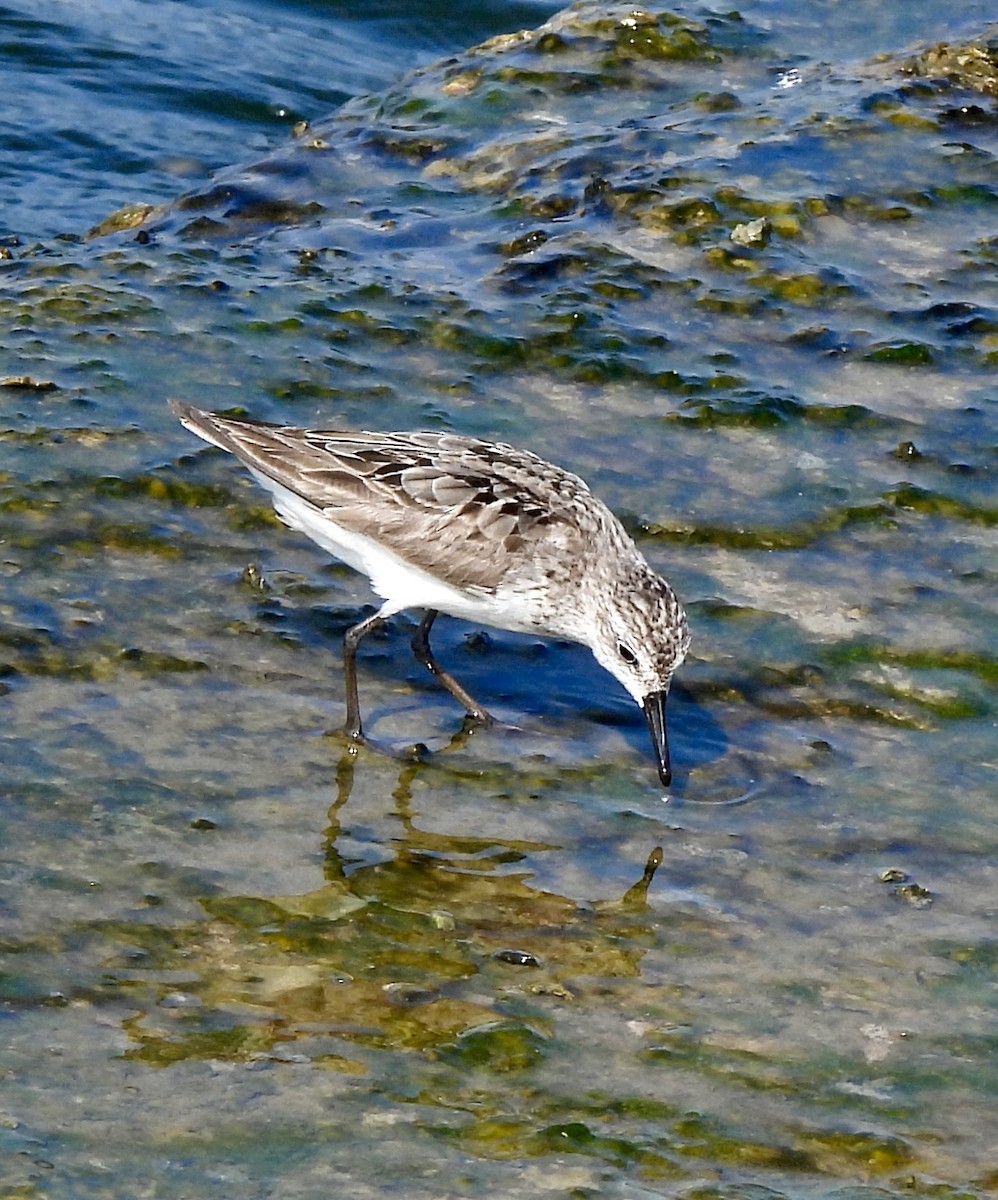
[382,982,439,1007]
[492,949,543,967]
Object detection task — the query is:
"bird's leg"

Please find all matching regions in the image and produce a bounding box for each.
[411,609,495,725]
[338,608,492,766]
[342,609,388,740]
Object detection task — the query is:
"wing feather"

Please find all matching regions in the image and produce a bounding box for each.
[170,401,594,593]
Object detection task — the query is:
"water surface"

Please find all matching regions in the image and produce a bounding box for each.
[1,1,997,1197]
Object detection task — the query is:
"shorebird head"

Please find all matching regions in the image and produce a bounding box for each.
[590,568,690,788]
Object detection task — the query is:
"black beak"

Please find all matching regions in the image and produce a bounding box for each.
[642,690,672,787]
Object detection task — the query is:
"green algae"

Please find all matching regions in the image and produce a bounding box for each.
[865,342,935,365]
[673,1113,816,1172]
[0,425,136,447]
[639,498,894,552]
[3,640,209,681]
[439,1022,548,1072]
[825,643,998,688]
[883,482,998,526]
[66,522,184,558]
[930,940,998,971]
[86,203,158,239]
[529,1120,684,1178]
[607,16,724,65]
[433,1090,922,1180]
[665,395,895,430]
[796,1129,914,1173]
[637,477,997,552]
[3,281,158,329]
[752,270,853,306]
[94,472,233,507]
[122,1019,276,1068]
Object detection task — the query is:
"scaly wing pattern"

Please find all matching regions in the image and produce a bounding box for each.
[170,401,596,594]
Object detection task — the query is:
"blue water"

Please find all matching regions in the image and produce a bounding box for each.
[0,0,562,238]
[2,2,997,1198]
[2,0,990,241]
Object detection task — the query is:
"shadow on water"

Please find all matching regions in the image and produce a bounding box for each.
[280,595,747,803]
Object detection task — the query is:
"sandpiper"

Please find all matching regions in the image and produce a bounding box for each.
[171,401,690,785]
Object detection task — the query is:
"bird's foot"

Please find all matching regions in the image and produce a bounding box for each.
[332,726,431,765]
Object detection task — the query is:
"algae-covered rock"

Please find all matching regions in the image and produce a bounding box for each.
[906,40,998,96]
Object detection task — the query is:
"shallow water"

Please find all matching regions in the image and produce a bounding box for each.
[2,1,997,1197]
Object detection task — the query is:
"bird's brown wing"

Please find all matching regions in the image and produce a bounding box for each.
[171,402,594,593]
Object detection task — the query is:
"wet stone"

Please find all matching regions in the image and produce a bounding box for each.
[492,948,543,967]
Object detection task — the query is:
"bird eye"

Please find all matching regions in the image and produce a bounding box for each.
[618,643,638,666]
